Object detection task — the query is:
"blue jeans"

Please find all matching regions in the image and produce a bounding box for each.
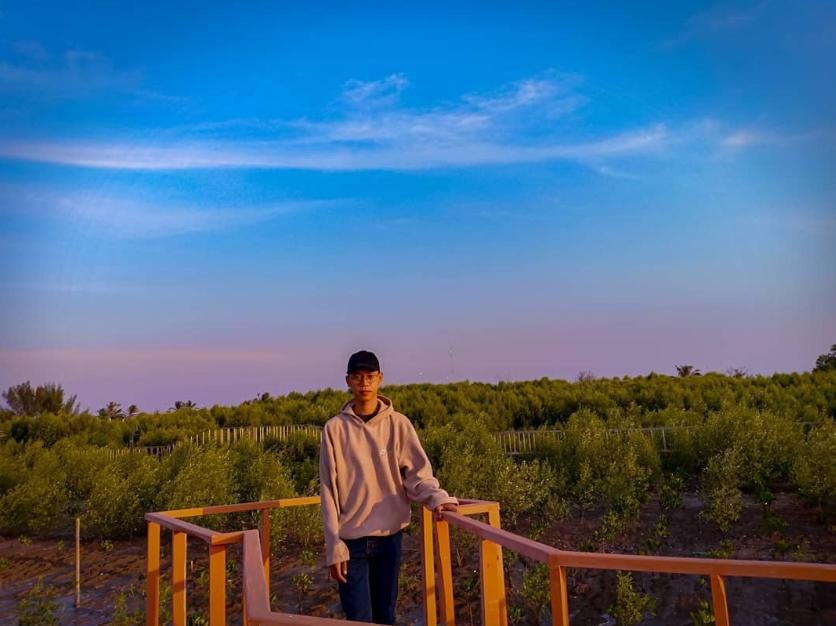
[339,531,403,624]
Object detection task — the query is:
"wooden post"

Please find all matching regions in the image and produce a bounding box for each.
[482,504,507,626]
[75,517,81,608]
[261,508,271,592]
[172,531,187,626]
[209,544,226,626]
[547,554,570,626]
[711,574,730,626]
[434,517,455,626]
[421,507,438,626]
[146,522,161,626]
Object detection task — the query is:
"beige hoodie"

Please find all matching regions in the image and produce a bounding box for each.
[319,394,457,566]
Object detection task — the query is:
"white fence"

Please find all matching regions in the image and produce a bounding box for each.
[494,426,675,455]
[107,424,321,459]
[109,424,683,458]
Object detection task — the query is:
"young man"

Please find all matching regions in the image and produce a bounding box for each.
[319,350,458,624]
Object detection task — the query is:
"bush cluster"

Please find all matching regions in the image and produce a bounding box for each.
[3,370,833,449]
[0,441,297,537]
[1,370,834,538]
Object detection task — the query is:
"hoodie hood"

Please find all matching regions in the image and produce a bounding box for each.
[339,394,394,426]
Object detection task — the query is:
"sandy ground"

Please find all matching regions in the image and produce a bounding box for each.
[1,490,834,625]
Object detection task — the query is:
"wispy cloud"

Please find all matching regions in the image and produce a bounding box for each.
[0,44,139,97]
[0,72,673,172]
[661,2,765,48]
[0,126,670,171]
[342,73,409,108]
[720,127,824,149]
[0,42,184,105]
[0,184,345,238]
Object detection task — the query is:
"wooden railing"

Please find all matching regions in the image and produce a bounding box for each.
[145,496,319,626]
[433,508,836,626]
[146,496,835,626]
[144,496,500,626]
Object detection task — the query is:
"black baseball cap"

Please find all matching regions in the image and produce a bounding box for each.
[347,350,380,374]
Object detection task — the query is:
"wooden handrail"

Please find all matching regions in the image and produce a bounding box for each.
[439,510,836,581]
[434,508,836,626]
[144,512,220,544]
[147,496,836,626]
[161,495,320,519]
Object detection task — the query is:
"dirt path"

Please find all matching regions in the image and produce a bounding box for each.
[1,491,834,625]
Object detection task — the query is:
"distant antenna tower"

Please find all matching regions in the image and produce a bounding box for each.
[448,345,455,381]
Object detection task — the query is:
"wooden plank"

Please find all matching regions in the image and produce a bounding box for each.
[421,506,438,626]
[711,574,730,626]
[209,544,226,626]
[548,554,570,626]
[486,505,507,626]
[434,518,455,626]
[261,509,271,592]
[172,531,187,626]
[440,512,553,562]
[146,521,160,626]
[552,550,836,582]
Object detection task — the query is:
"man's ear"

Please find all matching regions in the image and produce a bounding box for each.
[378,371,384,385]
[345,375,351,387]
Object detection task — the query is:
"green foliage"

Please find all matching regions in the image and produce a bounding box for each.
[264,432,320,495]
[639,514,669,554]
[2,381,80,416]
[507,605,525,626]
[699,447,743,532]
[53,441,111,503]
[792,421,836,516]
[705,539,734,559]
[543,411,659,515]
[187,613,210,626]
[280,505,324,548]
[299,549,317,569]
[610,571,655,625]
[8,369,836,448]
[690,600,715,626]
[520,562,550,624]
[425,418,555,523]
[813,344,836,372]
[0,443,23,496]
[659,473,685,511]
[230,440,295,503]
[291,572,313,613]
[111,591,142,626]
[157,445,234,516]
[86,453,159,538]
[0,444,69,532]
[17,577,59,625]
[0,370,833,539]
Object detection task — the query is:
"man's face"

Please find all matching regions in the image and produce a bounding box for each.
[346,369,383,402]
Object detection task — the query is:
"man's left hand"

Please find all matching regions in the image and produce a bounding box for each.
[434,502,458,520]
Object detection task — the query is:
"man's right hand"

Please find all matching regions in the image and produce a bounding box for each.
[329,560,348,584]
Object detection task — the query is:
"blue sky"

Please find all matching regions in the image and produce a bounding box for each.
[1,1,834,412]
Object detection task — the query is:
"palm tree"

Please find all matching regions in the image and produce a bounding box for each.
[675,365,701,377]
[2,381,80,416]
[171,400,197,411]
[98,401,125,420]
[725,367,749,378]
[814,344,836,372]
[127,404,139,417]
